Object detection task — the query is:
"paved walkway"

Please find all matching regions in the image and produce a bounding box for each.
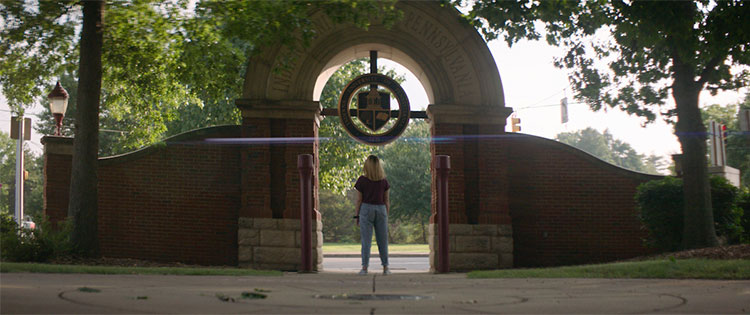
[2,272,749,314]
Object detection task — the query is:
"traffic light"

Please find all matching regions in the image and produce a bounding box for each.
[721,124,728,145]
[511,117,521,132]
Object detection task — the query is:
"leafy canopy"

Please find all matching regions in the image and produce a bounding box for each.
[465,0,750,123]
[1,0,399,154]
[556,127,662,174]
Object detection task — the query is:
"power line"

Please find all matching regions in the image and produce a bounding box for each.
[515,101,586,111]
[525,88,566,108]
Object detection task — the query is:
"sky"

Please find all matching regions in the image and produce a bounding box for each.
[1,32,747,168]
[389,39,746,171]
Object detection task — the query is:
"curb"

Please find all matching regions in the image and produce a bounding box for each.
[324,253,429,258]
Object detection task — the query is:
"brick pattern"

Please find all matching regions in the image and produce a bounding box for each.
[431,123,467,224]
[430,123,511,225]
[241,118,319,220]
[43,120,656,268]
[237,217,323,271]
[43,153,72,227]
[45,127,242,266]
[505,134,661,267]
[241,118,271,218]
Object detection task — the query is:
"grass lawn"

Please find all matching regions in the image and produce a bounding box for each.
[323,243,428,253]
[0,262,282,276]
[468,259,750,280]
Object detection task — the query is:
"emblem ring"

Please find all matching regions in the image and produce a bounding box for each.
[338,74,410,145]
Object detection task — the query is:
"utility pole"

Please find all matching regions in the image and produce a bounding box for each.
[11,116,29,226]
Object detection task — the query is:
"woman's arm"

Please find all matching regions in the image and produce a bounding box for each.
[384,189,390,214]
[355,190,363,226]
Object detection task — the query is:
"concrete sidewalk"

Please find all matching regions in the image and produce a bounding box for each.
[2,272,749,314]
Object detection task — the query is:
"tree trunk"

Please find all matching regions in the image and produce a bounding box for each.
[420,220,427,244]
[673,63,719,250]
[68,0,104,257]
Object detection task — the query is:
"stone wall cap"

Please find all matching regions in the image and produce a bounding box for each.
[236,99,322,112]
[41,135,74,146]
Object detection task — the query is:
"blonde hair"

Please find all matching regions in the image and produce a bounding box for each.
[363,155,386,181]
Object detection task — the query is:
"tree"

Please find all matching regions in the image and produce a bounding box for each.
[317,59,406,194]
[67,0,104,256]
[0,132,44,221]
[2,0,400,255]
[556,127,662,174]
[701,93,750,187]
[466,0,750,249]
[378,120,431,243]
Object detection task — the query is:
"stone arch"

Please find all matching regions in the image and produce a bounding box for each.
[236,1,515,272]
[241,1,506,110]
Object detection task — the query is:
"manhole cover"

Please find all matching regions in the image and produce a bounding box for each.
[315,294,433,301]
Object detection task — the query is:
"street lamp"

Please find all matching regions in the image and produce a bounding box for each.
[47,82,69,136]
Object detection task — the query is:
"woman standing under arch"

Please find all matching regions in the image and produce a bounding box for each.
[354,155,391,275]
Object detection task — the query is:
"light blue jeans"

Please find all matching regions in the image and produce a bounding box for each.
[359,203,389,267]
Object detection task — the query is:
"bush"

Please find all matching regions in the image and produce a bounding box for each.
[739,188,750,243]
[636,176,744,251]
[0,212,73,262]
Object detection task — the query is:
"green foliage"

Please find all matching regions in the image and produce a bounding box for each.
[1,212,73,262]
[468,259,750,280]
[318,59,406,194]
[739,188,750,243]
[318,60,376,193]
[466,0,749,123]
[464,0,749,250]
[319,189,359,243]
[701,94,750,188]
[3,0,400,154]
[378,120,432,230]
[556,127,663,174]
[636,176,745,251]
[0,262,282,276]
[0,132,43,219]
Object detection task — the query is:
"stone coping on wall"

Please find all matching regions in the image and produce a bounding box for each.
[427,104,513,125]
[429,223,513,272]
[507,133,665,180]
[41,136,74,155]
[98,125,242,165]
[238,217,323,271]
[235,99,322,123]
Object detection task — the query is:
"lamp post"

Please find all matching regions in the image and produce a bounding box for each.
[47,82,69,136]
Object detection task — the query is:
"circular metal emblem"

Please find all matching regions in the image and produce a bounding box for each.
[338,74,410,145]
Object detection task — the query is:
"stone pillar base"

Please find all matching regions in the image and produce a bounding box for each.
[429,223,513,272]
[238,217,323,271]
[708,165,741,188]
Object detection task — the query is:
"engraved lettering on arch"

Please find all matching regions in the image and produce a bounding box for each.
[400,10,477,98]
[270,49,305,93]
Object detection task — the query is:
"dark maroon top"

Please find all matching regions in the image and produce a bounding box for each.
[354,176,390,205]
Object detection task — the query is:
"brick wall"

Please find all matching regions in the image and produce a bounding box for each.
[44,123,659,269]
[240,118,319,220]
[45,126,242,266]
[430,123,511,225]
[505,133,661,267]
[42,137,73,227]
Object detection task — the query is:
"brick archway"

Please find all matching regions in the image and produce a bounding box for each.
[41,2,659,270]
[236,1,514,271]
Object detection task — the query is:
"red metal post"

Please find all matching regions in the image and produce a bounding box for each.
[298,154,314,272]
[435,155,450,273]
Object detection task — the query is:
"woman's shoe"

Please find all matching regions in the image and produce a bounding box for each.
[358,269,368,275]
[383,267,391,275]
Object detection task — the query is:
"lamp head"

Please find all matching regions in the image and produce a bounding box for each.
[47,82,69,115]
